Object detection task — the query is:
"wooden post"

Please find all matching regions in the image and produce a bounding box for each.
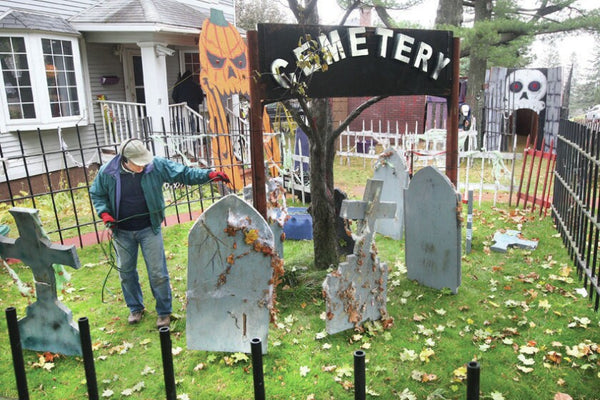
[446,37,461,186]
[247,30,267,218]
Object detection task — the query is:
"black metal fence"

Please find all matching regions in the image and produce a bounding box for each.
[0,122,243,247]
[552,119,600,310]
[5,306,481,400]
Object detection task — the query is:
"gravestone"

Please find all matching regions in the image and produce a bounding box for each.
[243,178,287,258]
[491,230,538,252]
[404,167,461,293]
[0,208,82,355]
[373,148,410,240]
[187,195,280,354]
[334,188,355,256]
[294,128,310,172]
[323,179,396,334]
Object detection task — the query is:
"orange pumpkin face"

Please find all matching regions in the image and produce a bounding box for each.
[199,15,249,97]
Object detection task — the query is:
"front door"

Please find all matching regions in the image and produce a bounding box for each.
[123,49,145,105]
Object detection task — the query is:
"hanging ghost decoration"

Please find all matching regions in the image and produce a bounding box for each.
[505,69,547,113]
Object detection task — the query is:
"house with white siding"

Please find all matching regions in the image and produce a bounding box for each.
[0,0,235,184]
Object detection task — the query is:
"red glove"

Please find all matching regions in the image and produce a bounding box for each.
[209,171,230,184]
[100,212,116,228]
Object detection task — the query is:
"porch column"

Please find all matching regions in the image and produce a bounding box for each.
[137,41,172,142]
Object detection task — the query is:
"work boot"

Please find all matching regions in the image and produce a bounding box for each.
[157,315,171,329]
[128,310,144,325]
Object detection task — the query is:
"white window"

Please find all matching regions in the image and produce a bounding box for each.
[0,33,87,132]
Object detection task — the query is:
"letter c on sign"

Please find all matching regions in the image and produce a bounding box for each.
[271,58,291,89]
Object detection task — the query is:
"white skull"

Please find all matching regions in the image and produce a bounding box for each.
[505,69,547,113]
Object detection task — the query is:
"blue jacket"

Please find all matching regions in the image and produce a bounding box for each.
[90,155,211,233]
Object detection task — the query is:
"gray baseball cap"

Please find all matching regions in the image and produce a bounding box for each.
[119,139,154,165]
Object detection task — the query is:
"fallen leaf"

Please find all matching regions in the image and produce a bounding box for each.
[554,393,573,400]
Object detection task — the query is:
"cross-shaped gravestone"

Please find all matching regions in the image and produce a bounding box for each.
[491,230,538,253]
[323,179,396,334]
[186,195,278,354]
[0,208,82,355]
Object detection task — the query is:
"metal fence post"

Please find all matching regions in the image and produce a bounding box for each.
[250,337,265,400]
[5,307,30,400]
[78,317,99,400]
[159,326,177,400]
[354,350,366,400]
[466,361,480,400]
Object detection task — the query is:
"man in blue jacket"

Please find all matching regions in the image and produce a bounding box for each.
[90,138,229,329]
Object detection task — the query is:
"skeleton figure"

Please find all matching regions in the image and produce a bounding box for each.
[505,69,547,113]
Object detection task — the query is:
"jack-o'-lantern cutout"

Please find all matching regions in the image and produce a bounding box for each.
[199,9,280,191]
[199,11,248,98]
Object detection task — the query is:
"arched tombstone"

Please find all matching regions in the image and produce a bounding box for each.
[404,167,461,293]
[186,195,280,354]
[373,148,410,240]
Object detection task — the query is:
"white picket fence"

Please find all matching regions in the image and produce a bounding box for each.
[281,118,517,205]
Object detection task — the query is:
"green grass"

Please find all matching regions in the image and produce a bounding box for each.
[0,152,598,400]
[0,201,598,399]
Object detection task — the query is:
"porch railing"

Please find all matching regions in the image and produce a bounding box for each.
[96,99,149,144]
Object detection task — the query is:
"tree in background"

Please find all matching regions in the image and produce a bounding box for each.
[433,0,600,128]
[235,0,290,31]
[570,39,600,116]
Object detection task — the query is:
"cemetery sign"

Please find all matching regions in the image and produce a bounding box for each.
[257,23,454,101]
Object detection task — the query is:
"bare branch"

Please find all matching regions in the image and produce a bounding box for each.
[333,96,388,138]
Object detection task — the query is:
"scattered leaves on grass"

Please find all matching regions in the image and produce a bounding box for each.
[193,363,206,371]
[452,365,467,382]
[101,389,114,398]
[554,393,573,400]
[31,353,55,371]
[140,365,155,375]
[121,381,145,396]
[299,365,310,377]
[397,388,417,400]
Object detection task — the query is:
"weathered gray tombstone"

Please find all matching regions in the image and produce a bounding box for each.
[323,179,396,334]
[0,208,82,355]
[187,194,279,354]
[404,167,462,293]
[242,178,287,258]
[373,148,410,240]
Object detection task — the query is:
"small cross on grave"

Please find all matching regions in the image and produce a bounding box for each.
[491,230,538,253]
[0,208,82,355]
[323,179,396,334]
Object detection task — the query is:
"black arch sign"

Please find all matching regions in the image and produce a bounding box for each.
[257,23,454,102]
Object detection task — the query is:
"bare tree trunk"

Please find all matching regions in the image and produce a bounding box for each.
[466,0,493,147]
[307,99,339,269]
[435,0,462,26]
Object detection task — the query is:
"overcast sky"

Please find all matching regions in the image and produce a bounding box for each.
[316,0,597,73]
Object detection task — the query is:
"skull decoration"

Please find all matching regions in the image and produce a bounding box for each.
[505,69,547,113]
[199,9,249,100]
